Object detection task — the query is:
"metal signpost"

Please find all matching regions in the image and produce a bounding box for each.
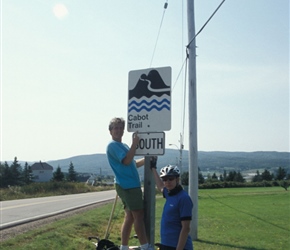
[127,66,171,245]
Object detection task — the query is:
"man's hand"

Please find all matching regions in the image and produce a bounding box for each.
[132,132,140,147]
[150,156,158,169]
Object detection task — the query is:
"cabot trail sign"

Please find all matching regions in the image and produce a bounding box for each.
[127,66,171,133]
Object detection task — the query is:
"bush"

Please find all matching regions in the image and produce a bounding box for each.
[198,180,289,189]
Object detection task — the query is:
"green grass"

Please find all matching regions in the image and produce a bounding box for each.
[1,187,289,250]
[196,187,289,249]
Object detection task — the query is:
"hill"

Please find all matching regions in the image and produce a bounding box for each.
[46,150,290,178]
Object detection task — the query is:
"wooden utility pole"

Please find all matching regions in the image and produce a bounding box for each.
[187,0,198,240]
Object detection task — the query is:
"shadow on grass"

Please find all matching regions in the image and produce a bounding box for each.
[196,239,265,250]
[208,195,289,232]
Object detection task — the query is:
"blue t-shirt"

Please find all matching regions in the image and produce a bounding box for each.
[161,187,193,250]
[106,140,141,189]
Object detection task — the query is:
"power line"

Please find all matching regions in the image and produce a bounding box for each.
[173,0,226,151]
[148,0,226,148]
[187,0,226,48]
[149,1,168,67]
[174,0,227,88]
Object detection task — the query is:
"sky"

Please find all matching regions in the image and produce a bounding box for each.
[1,0,289,162]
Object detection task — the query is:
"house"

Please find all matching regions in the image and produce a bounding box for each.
[31,161,53,182]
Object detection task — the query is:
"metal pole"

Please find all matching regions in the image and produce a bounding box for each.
[169,143,181,171]
[104,193,118,239]
[179,133,184,174]
[187,0,198,240]
[143,156,156,245]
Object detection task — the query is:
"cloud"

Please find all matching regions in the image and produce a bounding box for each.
[53,3,68,19]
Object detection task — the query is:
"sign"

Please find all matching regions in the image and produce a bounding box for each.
[134,132,165,156]
[127,66,171,132]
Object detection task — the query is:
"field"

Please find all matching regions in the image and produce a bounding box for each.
[1,187,289,250]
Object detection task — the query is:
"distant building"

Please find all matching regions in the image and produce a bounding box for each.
[31,161,53,182]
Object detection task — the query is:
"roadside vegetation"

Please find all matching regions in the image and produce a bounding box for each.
[1,157,289,201]
[0,181,114,201]
[0,158,115,201]
[1,158,289,248]
[181,167,290,191]
[1,187,289,250]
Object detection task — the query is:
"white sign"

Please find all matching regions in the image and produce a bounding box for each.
[127,67,171,132]
[134,132,165,156]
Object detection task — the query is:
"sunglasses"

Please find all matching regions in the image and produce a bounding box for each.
[162,177,176,182]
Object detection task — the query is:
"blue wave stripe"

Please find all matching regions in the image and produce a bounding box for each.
[128,99,170,108]
[128,104,170,112]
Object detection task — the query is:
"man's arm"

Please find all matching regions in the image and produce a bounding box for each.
[122,133,139,165]
[151,168,164,192]
[135,158,145,167]
[176,220,191,250]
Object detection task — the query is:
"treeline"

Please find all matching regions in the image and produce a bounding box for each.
[0,157,78,188]
[180,167,290,190]
[0,157,33,187]
[201,167,289,183]
[2,157,289,191]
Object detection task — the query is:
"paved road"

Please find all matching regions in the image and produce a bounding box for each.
[0,190,117,229]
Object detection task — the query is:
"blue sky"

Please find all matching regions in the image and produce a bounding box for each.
[1,0,289,162]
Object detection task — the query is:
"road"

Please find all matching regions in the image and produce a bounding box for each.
[0,190,117,229]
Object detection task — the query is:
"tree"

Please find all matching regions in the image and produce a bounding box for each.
[22,162,34,185]
[226,171,235,182]
[181,171,189,186]
[275,167,287,180]
[52,166,65,182]
[67,161,77,182]
[280,180,289,191]
[198,171,205,184]
[0,162,12,187]
[226,171,245,183]
[261,169,273,181]
[223,170,227,181]
[252,170,262,182]
[10,157,23,185]
[233,171,245,183]
[212,173,218,181]
[180,170,205,185]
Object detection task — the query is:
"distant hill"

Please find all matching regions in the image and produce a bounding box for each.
[46,150,290,177]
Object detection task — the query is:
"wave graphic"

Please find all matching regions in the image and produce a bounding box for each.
[128,94,170,113]
[128,104,170,113]
[128,99,170,108]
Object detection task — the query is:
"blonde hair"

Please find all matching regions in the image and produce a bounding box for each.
[108,117,125,131]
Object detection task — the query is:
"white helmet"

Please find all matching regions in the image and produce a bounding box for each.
[160,165,180,178]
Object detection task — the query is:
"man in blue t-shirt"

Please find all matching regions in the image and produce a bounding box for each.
[106,117,153,250]
[150,159,194,250]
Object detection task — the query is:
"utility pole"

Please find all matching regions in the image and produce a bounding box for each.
[187,0,198,240]
[169,133,184,174]
[178,133,184,174]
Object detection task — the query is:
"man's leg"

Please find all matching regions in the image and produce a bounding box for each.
[131,209,148,245]
[121,209,134,245]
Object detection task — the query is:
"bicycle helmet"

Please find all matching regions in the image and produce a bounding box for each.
[160,165,180,178]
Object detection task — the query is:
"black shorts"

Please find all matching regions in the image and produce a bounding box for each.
[159,244,176,250]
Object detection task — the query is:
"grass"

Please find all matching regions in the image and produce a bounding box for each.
[196,187,289,249]
[1,187,289,250]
